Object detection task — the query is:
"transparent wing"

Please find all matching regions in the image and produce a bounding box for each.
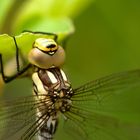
[63,69,140,140]
[0,95,49,140]
[1,69,140,140]
[73,69,140,97]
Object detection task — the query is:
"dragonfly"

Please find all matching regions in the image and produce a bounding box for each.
[0,31,140,140]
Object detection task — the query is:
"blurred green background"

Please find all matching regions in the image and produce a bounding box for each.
[0,0,140,140]
[67,0,140,86]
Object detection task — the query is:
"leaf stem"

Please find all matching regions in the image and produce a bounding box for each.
[1,0,27,34]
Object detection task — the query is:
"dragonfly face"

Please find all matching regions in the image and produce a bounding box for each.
[28,38,65,69]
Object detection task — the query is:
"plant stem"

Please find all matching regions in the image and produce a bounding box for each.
[1,0,27,35]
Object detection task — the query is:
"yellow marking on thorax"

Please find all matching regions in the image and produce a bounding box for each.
[60,69,67,81]
[47,71,57,83]
[32,72,48,96]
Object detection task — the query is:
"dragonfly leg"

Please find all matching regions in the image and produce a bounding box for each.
[0,37,31,83]
[22,30,58,42]
[22,30,73,50]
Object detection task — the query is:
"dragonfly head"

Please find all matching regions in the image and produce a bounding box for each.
[34,38,58,55]
[28,38,65,69]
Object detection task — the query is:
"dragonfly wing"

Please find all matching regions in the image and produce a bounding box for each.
[65,69,140,140]
[73,69,140,97]
[0,95,49,140]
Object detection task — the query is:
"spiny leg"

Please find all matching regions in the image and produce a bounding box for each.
[13,36,20,72]
[22,30,72,51]
[13,36,31,77]
[0,36,31,83]
[22,30,73,50]
[22,30,58,42]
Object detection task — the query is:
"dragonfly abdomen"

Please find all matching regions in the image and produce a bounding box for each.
[38,116,58,140]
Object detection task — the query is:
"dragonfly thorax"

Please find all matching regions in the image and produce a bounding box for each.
[28,38,65,69]
[32,67,73,113]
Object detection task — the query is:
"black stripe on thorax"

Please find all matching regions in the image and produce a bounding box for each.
[37,67,68,91]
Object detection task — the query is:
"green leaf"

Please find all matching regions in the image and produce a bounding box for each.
[13,18,75,36]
